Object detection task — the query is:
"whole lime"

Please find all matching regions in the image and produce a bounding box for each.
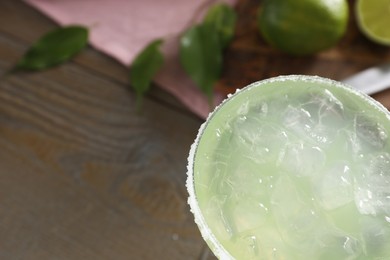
[258,0,349,56]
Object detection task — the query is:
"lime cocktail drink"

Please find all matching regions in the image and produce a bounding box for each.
[187,75,390,259]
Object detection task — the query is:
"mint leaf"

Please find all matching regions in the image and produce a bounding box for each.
[179,3,237,105]
[179,23,222,104]
[14,25,88,71]
[130,39,164,108]
[204,3,237,49]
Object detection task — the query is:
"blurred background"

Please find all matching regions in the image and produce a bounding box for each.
[0,0,390,259]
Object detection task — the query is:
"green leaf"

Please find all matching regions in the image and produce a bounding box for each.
[130,39,164,108]
[179,23,222,103]
[203,3,237,49]
[14,25,88,71]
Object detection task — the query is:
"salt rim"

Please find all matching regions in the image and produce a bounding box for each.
[186,74,390,259]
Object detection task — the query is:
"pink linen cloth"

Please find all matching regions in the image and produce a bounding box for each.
[25,0,237,119]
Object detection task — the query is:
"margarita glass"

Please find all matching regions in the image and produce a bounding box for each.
[187,75,390,259]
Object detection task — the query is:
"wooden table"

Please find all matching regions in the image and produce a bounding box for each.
[1,0,390,259]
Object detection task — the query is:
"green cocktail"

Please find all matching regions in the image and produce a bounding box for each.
[187,75,390,259]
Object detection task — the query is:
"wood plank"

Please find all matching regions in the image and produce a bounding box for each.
[0,1,207,258]
[0,59,206,259]
[0,135,202,259]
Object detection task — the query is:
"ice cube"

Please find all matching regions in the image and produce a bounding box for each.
[266,93,290,116]
[225,196,269,234]
[367,152,390,177]
[354,153,390,216]
[303,88,345,125]
[340,128,363,160]
[225,156,276,201]
[237,100,250,116]
[251,101,268,119]
[328,129,359,162]
[278,142,326,178]
[254,226,290,260]
[271,176,325,253]
[354,187,377,216]
[317,233,363,259]
[361,216,390,257]
[233,233,260,259]
[231,115,288,164]
[231,227,287,259]
[283,105,313,139]
[219,159,274,235]
[313,161,354,210]
[299,89,349,146]
[283,102,341,145]
[325,202,361,236]
[271,176,305,225]
[207,161,233,196]
[354,114,388,150]
[204,195,234,239]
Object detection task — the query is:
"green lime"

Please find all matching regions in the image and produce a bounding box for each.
[258,0,349,56]
[356,0,390,46]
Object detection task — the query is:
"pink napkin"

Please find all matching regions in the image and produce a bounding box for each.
[25,0,237,118]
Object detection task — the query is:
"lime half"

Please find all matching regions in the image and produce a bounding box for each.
[356,0,390,45]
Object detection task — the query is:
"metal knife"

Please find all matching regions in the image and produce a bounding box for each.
[341,63,390,95]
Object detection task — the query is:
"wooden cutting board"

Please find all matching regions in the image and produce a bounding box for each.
[218,0,390,109]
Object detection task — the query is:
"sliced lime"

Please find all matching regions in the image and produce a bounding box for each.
[356,0,390,45]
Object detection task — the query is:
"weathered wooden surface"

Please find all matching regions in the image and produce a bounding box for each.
[1,0,390,259]
[0,1,204,259]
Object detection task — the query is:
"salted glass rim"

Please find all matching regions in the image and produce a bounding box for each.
[186,74,390,259]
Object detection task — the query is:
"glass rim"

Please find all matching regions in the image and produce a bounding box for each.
[186,74,390,259]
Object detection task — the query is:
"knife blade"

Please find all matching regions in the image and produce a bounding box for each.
[341,63,390,95]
